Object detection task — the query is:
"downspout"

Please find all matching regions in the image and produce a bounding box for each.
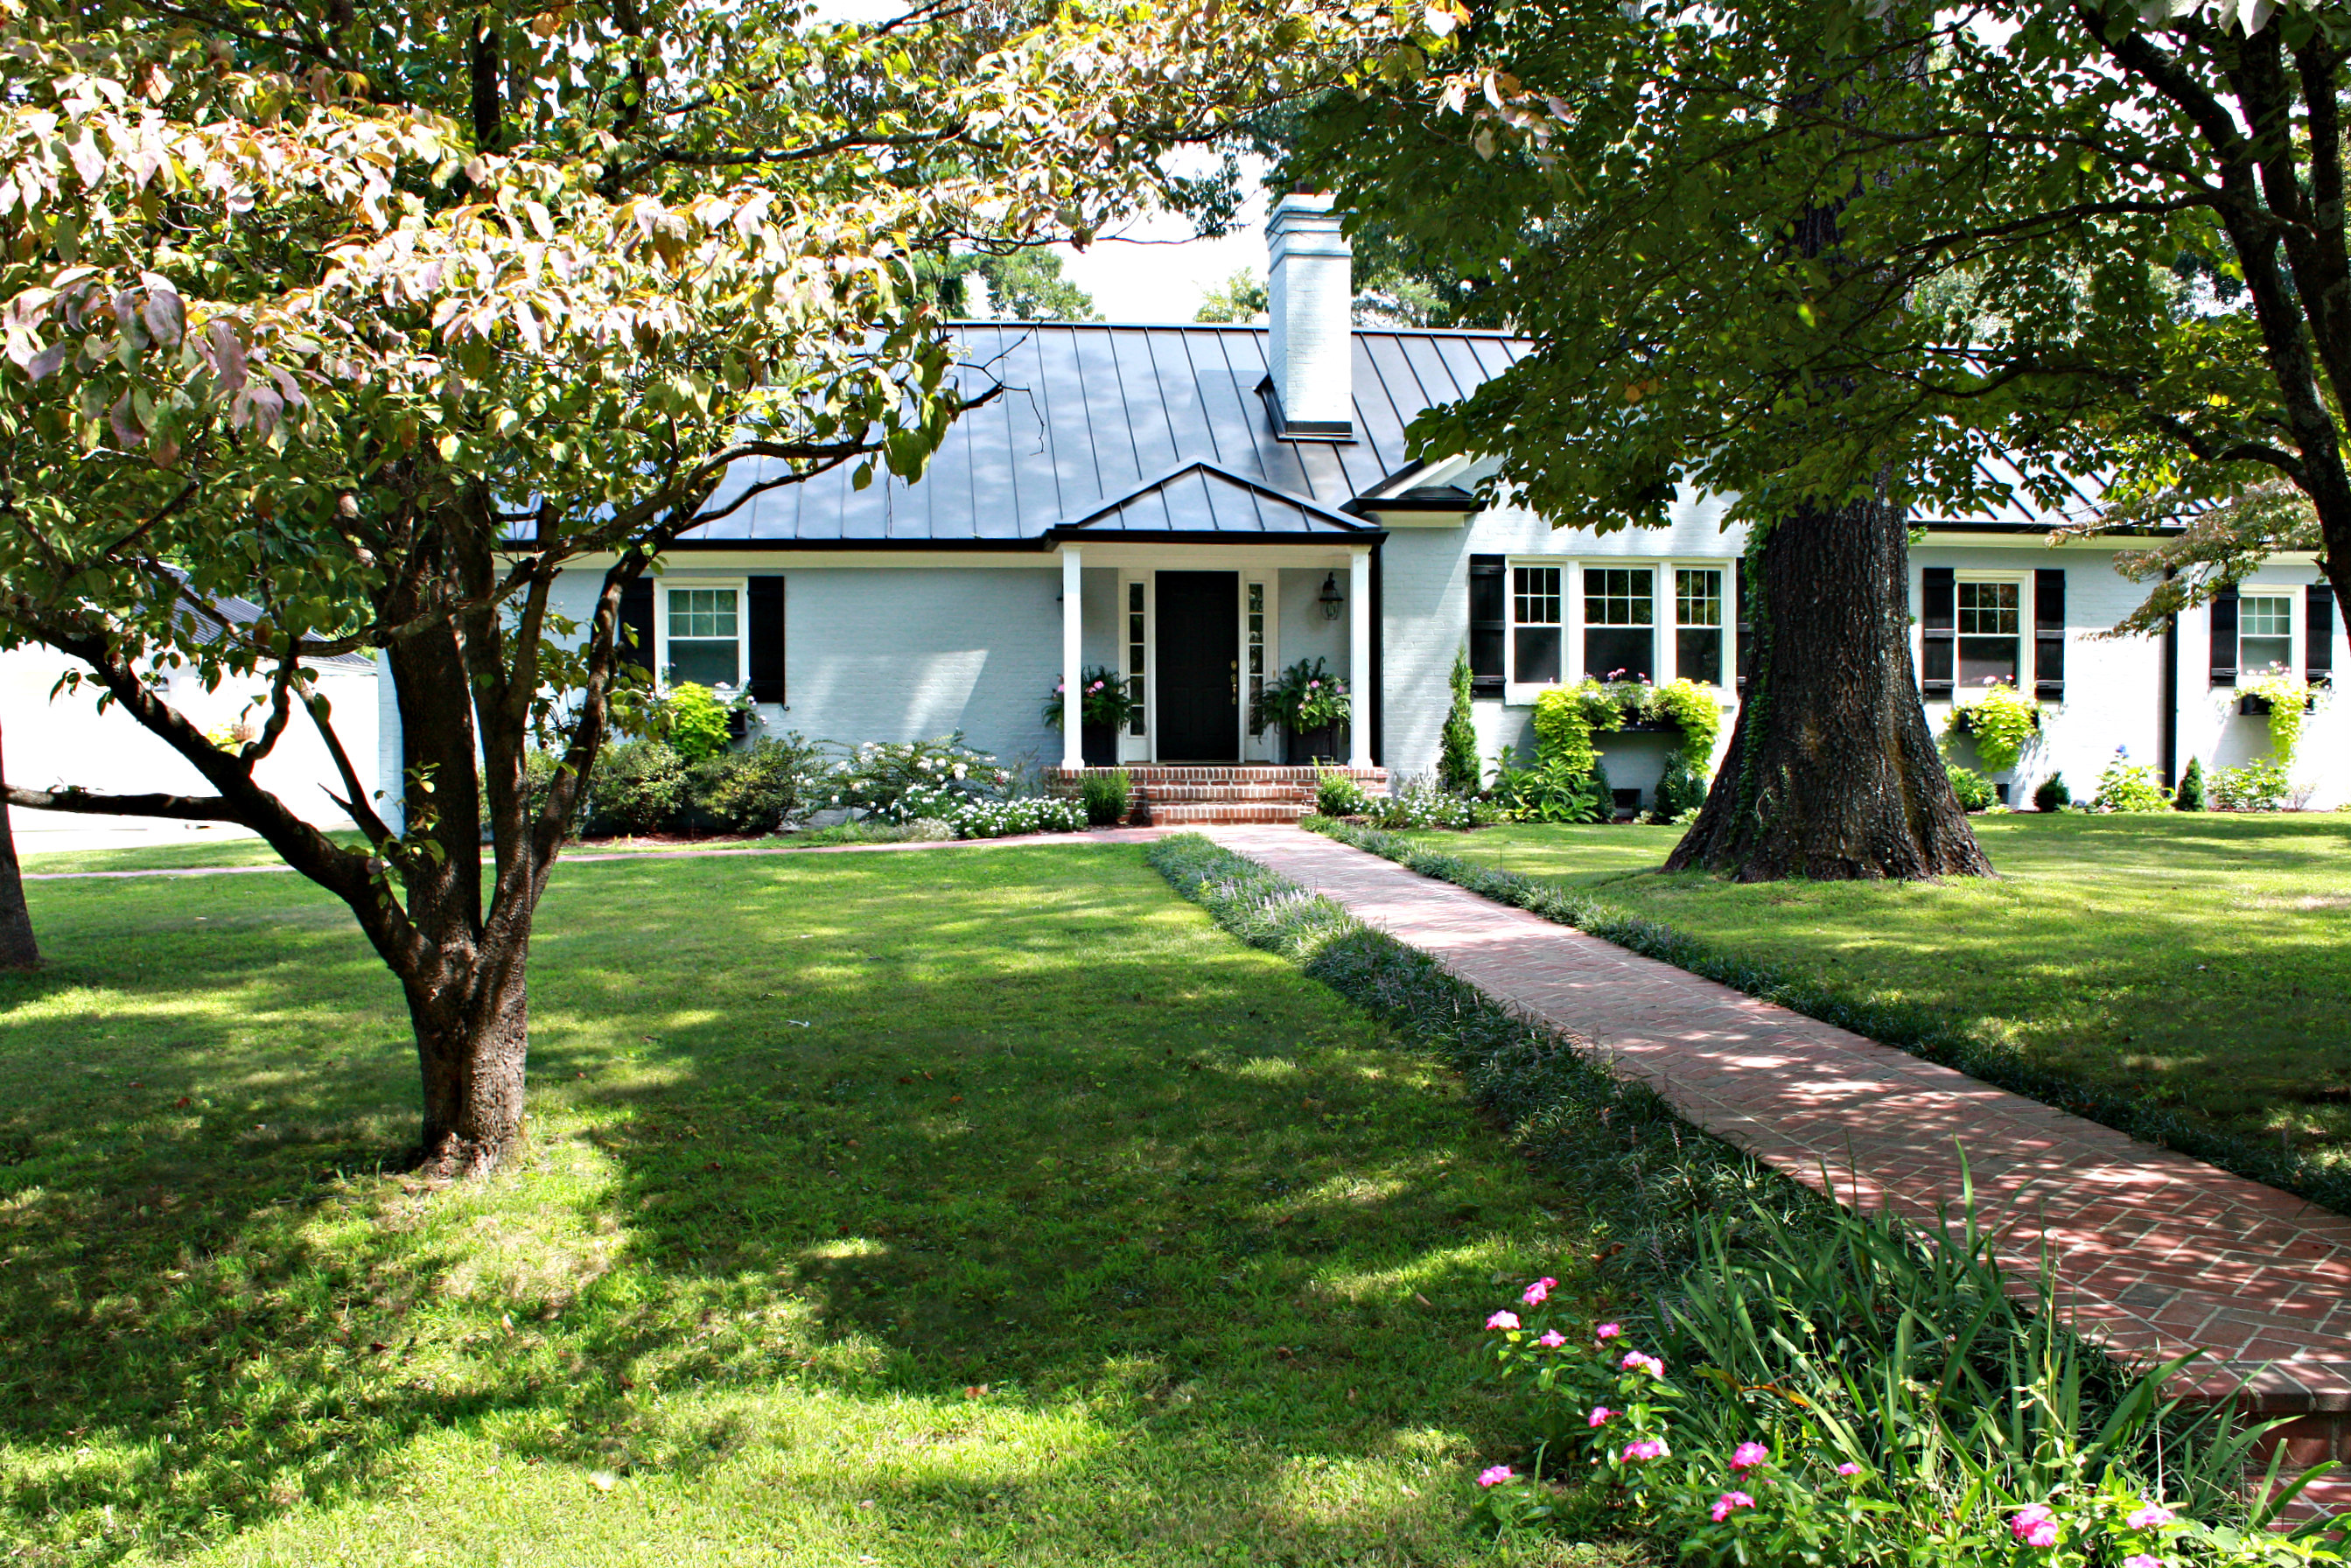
[2161,566,2179,789]
[1370,541,1385,769]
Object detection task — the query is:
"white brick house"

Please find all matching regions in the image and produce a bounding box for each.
[372,194,2344,817]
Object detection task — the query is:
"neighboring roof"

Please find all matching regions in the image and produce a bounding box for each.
[164,568,377,671]
[1049,459,1380,541]
[679,322,1526,548]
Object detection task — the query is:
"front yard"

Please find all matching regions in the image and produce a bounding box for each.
[0,845,1625,1566]
[1399,813,2351,1167]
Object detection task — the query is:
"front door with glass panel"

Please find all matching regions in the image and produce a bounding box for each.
[1156,571,1242,761]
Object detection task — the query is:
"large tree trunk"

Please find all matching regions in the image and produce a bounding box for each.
[1668,486,1992,881]
[408,961,530,1179]
[0,719,37,970]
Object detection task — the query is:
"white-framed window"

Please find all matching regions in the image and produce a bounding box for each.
[1511,564,1564,685]
[2241,592,2294,677]
[1673,568,1724,687]
[655,580,747,690]
[1245,581,1268,735]
[1126,578,1150,736]
[1583,566,1656,682]
[1956,576,2024,690]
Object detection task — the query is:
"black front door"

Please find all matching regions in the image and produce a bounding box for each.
[1156,571,1240,761]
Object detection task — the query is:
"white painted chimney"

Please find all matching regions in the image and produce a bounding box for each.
[1265,192,1354,440]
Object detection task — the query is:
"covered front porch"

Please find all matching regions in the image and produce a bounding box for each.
[1047,460,1383,772]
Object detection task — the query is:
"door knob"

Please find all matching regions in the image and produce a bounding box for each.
[1230,660,1239,699]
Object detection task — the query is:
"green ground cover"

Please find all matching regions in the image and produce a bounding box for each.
[1402,813,2351,1166]
[1,844,1630,1566]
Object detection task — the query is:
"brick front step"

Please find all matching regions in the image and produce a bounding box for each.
[1140,783,1320,805]
[1140,802,1313,826]
[1052,765,1387,786]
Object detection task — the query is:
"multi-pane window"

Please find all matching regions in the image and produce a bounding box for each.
[1675,569,1724,687]
[1245,582,1267,735]
[1512,565,1563,684]
[1584,567,1655,682]
[1956,580,2020,687]
[666,586,740,687]
[2241,595,2293,677]
[1126,580,1149,735]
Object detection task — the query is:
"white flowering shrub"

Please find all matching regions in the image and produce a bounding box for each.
[818,736,1010,818]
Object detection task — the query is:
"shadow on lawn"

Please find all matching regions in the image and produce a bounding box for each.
[0,851,1574,1563]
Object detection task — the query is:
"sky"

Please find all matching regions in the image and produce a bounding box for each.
[1048,173,1271,325]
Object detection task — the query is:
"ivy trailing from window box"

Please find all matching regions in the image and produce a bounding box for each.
[1533,677,1724,778]
[1942,682,2040,774]
[1298,814,2351,1221]
[2240,669,2326,767]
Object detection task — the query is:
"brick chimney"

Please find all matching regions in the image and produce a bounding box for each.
[1265,192,1354,440]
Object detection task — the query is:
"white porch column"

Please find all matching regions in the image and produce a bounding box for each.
[1060,546,1084,771]
[1348,546,1374,769]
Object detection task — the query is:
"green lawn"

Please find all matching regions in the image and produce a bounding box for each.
[1,844,1628,1566]
[1406,813,2351,1164]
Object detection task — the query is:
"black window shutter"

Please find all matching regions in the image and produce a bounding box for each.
[1467,555,1505,696]
[747,576,787,704]
[1920,566,1956,696]
[1733,557,1754,696]
[2209,584,2238,687]
[619,578,655,677]
[2310,584,2336,687]
[2033,568,2066,700]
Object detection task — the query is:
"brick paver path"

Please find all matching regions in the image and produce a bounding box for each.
[1204,824,2351,1417]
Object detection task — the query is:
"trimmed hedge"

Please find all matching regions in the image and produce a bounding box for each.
[1145,834,1807,1278]
[1301,815,2351,1220]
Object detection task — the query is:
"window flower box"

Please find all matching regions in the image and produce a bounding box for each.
[2238,692,2316,717]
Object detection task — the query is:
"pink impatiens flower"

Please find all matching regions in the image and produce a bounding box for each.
[1486,1311,1522,1331]
[1711,1491,1756,1523]
[2009,1504,2059,1549]
[1620,1438,1669,1462]
[1620,1351,1665,1376]
[1522,1276,1557,1306]
[1536,1330,1568,1348]
[1595,1322,1622,1340]
[1728,1441,1769,1473]
[2127,1503,2177,1530]
[2124,1558,2162,1568]
[1836,1463,1862,1477]
[1476,1465,1515,1488]
[1587,1407,1613,1428]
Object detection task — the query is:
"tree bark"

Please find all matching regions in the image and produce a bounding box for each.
[1667,486,1992,881]
[0,718,38,970]
[409,963,530,1179]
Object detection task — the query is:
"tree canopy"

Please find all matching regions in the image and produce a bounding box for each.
[1296,0,2350,615]
[0,0,1430,1172]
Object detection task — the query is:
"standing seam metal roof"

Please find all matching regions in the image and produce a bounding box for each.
[682,322,1528,546]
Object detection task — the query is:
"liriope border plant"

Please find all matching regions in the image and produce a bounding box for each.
[1298,816,2351,1220]
[1144,835,2336,1559]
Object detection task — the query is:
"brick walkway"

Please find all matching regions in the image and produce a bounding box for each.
[1203,824,2351,1424]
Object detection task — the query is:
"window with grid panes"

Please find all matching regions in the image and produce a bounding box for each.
[1246,583,1267,734]
[665,587,740,687]
[1675,569,1723,686]
[1126,581,1148,734]
[2240,595,2293,677]
[1512,565,1563,683]
[1956,580,2020,687]
[1583,567,1655,681]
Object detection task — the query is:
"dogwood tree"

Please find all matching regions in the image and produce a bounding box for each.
[1300,0,2346,879]
[0,0,1403,1174]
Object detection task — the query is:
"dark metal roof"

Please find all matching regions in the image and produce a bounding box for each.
[681,323,1527,547]
[1050,459,1380,540]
